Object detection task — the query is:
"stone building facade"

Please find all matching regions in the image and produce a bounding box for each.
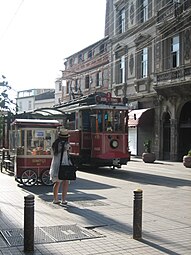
[154,1,191,160]
[62,37,111,101]
[105,0,191,161]
[62,0,191,161]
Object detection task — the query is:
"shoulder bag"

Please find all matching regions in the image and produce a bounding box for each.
[58,142,77,180]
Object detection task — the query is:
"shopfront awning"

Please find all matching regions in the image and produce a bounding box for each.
[128,108,154,127]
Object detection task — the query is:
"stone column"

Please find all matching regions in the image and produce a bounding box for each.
[170,118,178,161]
[169,96,178,161]
[153,97,162,159]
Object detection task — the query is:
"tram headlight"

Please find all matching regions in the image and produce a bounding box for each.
[110,139,119,149]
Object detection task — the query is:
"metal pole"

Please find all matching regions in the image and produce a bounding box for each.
[133,189,143,240]
[24,195,35,252]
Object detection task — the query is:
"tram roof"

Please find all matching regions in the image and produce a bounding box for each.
[11,118,60,125]
[32,93,129,116]
[33,104,128,116]
[33,108,65,116]
[57,104,129,112]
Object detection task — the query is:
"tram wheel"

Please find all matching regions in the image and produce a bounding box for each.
[41,169,53,186]
[21,169,38,187]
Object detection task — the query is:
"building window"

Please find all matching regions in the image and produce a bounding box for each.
[28,100,32,110]
[88,50,92,59]
[96,71,102,87]
[19,102,22,112]
[141,47,148,78]
[69,58,73,67]
[171,35,179,68]
[75,79,79,92]
[99,44,105,54]
[85,75,90,89]
[59,82,62,91]
[141,0,148,23]
[120,55,126,83]
[78,53,83,63]
[66,81,70,94]
[119,8,125,33]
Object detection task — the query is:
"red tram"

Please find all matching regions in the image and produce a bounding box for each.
[9,119,61,186]
[7,93,130,186]
[52,92,130,169]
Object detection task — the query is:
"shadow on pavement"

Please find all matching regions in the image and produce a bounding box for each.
[18,177,116,203]
[130,159,174,165]
[140,238,180,255]
[0,170,186,255]
[80,167,191,188]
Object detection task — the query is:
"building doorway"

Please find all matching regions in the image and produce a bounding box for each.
[179,101,191,160]
[129,127,137,155]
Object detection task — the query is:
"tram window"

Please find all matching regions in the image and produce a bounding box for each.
[104,111,113,131]
[9,131,16,151]
[90,115,96,133]
[104,110,124,132]
[89,111,103,132]
[44,130,52,154]
[114,111,124,132]
[98,111,102,132]
[17,130,25,155]
[114,112,119,131]
[65,112,76,130]
[27,130,33,155]
[25,129,52,155]
[82,111,91,131]
[31,129,44,155]
[107,121,113,131]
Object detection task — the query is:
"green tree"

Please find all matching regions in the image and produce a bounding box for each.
[0,75,16,145]
[0,75,15,110]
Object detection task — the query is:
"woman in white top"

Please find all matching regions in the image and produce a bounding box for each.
[49,129,72,206]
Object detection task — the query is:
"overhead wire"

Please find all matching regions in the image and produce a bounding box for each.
[0,0,25,41]
[63,0,191,84]
[100,0,191,56]
[63,0,155,66]
[1,0,189,89]
[0,0,24,97]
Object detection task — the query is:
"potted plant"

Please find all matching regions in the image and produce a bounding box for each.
[142,139,156,163]
[183,150,191,168]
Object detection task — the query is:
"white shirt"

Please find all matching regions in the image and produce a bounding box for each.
[49,141,72,182]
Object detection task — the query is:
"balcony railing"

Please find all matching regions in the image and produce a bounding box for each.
[156,66,191,83]
[157,1,191,24]
[157,3,175,23]
[183,0,191,10]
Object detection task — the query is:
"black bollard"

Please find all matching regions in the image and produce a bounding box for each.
[24,194,35,252]
[133,189,143,240]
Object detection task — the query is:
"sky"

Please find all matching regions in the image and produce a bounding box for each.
[0,0,106,97]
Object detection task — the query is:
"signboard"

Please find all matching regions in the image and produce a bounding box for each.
[35,130,45,138]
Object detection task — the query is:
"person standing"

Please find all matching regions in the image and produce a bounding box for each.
[49,128,72,206]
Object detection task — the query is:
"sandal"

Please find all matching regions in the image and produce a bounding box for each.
[60,201,68,206]
[53,200,60,204]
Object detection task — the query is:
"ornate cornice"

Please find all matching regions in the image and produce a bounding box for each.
[134,33,151,46]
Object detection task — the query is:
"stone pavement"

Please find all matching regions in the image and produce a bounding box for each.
[0,158,191,254]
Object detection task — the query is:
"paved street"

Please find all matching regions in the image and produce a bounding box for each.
[0,157,191,254]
